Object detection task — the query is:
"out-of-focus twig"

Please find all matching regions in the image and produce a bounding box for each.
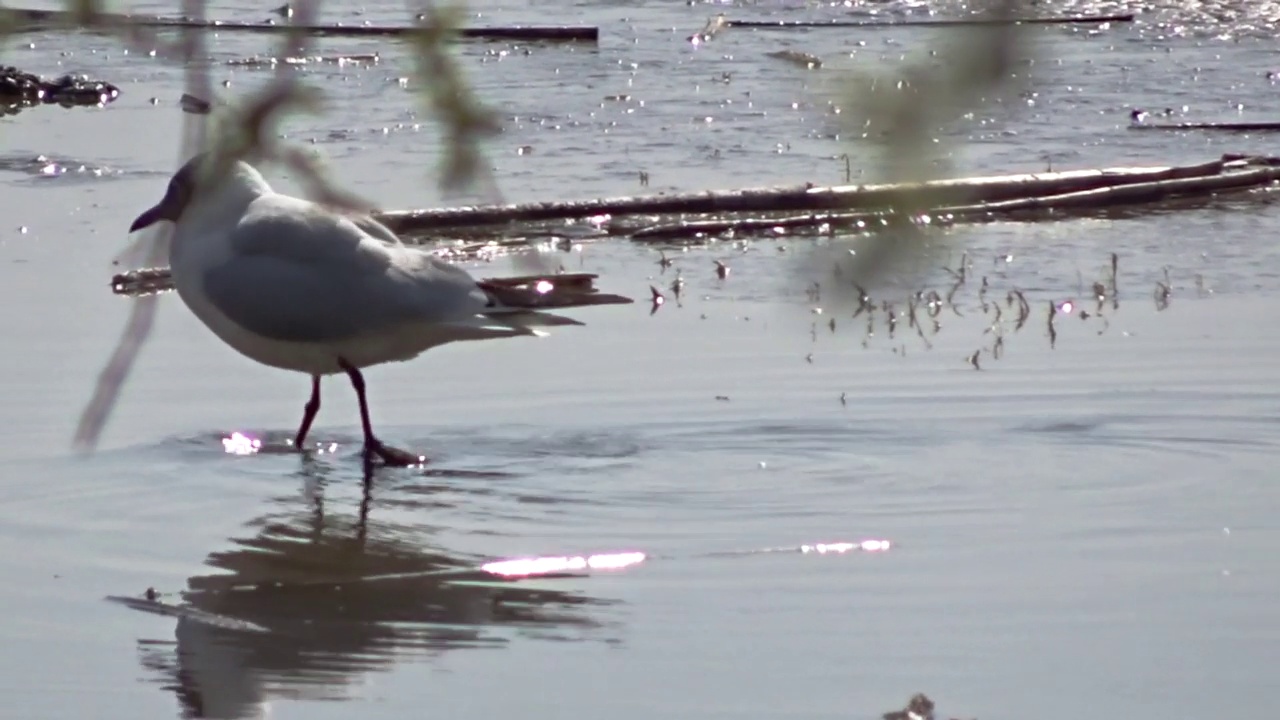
[409,2,502,198]
[800,0,1034,309]
[72,0,213,453]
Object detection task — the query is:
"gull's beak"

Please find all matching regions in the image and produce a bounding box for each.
[129,187,180,233]
[128,203,166,233]
[129,199,171,230]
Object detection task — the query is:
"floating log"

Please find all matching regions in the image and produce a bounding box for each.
[630,158,1280,240]
[226,52,380,67]
[725,13,1135,29]
[1129,121,1280,132]
[939,163,1280,216]
[3,8,598,43]
[375,157,1238,234]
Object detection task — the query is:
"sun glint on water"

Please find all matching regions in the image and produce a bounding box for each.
[221,431,262,455]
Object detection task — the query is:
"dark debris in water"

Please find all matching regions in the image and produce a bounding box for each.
[179,93,212,115]
[882,692,975,720]
[0,65,121,116]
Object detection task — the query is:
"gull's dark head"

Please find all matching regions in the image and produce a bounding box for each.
[128,153,209,233]
[129,152,268,233]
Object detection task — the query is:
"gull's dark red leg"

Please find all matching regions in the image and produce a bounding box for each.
[293,375,322,450]
[338,358,421,467]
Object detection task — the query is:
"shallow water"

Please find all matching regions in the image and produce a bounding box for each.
[1,2,1279,719]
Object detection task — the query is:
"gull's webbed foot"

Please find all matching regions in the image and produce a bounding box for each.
[363,438,424,468]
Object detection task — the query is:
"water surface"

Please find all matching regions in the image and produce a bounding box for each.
[1,2,1278,719]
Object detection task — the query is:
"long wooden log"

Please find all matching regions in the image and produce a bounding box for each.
[1129,121,1280,132]
[630,161,1280,240]
[629,212,889,241]
[941,165,1280,215]
[375,158,1236,234]
[2,8,598,43]
[725,13,1135,29]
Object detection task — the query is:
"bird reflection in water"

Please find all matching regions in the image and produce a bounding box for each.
[117,458,622,719]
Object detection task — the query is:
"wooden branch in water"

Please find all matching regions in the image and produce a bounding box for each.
[376,158,1237,234]
[939,164,1280,216]
[631,158,1280,240]
[630,212,888,241]
[725,13,1135,29]
[3,8,598,43]
[1129,121,1280,132]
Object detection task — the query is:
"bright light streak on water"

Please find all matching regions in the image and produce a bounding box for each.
[480,540,893,579]
[221,431,262,455]
[483,551,648,578]
[800,540,892,554]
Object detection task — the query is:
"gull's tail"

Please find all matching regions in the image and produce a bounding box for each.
[478,272,633,329]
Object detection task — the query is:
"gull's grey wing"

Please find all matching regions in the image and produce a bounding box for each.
[347,213,405,246]
[202,195,489,343]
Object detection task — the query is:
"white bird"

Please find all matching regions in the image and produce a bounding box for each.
[128,153,633,467]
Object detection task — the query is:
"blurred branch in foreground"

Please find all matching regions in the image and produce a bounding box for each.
[71,0,213,454]
[800,0,1036,309]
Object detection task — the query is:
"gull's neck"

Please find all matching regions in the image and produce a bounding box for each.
[224,160,274,197]
[183,161,273,228]
[170,160,274,272]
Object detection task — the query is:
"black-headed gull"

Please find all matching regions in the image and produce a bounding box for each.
[128,153,633,467]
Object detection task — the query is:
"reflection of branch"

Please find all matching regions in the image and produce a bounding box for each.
[1109,252,1120,310]
[1008,289,1030,330]
[945,277,965,317]
[1047,300,1058,348]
